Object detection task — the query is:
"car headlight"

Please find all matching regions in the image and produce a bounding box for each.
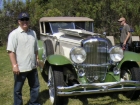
[109,46,124,62]
[70,47,86,63]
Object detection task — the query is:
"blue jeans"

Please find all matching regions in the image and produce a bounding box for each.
[14,69,40,105]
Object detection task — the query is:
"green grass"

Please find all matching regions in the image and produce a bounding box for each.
[0,45,140,105]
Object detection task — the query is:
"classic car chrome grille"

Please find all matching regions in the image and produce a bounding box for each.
[83,38,108,82]
[84,66,107,82]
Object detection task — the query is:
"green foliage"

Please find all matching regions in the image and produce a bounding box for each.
[1,0,140,42]
[133,25,140,36]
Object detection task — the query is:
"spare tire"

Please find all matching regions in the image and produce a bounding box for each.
[41,39,54,82]
[44,39,54,56]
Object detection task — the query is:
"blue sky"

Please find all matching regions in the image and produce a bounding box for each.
[0,0,26,9]
[0,0,3,9]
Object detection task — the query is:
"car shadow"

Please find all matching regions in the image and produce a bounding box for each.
[25,89,50,105]
[38,89,50,104]
[78,95,89,105]
[68,92,128,105]
[25,89,69,105]
[25,90,129,105]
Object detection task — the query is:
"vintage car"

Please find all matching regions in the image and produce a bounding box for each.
[37,17,140,105]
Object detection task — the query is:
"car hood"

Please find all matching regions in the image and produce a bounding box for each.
[53,28,99,40]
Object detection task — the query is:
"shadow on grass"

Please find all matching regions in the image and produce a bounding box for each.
[38,89,50,104]
[25,89,50,105]
[25,89,69,105]
[78,95,89,105]
[24,90,135,105]
[69,92,129,105]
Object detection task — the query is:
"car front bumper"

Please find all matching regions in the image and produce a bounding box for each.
[57,81,140,96]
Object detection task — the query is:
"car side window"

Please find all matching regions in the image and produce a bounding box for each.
[45,22,52,34]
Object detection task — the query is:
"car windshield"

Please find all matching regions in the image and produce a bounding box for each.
[50,22,74,33]
[50,22,93,34]
[75,22,93,32]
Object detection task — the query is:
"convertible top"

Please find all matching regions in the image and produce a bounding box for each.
[39,17,94,22]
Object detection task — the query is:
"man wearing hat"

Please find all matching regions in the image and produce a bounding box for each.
[118,17,132,50]
[7,12,40,105]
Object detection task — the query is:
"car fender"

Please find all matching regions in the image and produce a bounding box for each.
[47,55,72,65]
[117,51,140,68]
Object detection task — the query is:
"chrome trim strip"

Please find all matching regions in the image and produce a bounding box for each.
[78,63,111,67]
[57,81,140,96]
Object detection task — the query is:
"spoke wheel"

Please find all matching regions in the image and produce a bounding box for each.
[48,66,65,105]
[121,67,140,100]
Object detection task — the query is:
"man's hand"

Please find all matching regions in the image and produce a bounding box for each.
[36,58,39,67]
[122,44,126,50]
[123,41,126,46]
[13,65,20,75]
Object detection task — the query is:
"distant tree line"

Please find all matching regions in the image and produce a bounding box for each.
[0,0,140,43]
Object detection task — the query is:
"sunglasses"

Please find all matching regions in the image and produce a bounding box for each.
[119,20,124,22]
[20,18,29,21]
